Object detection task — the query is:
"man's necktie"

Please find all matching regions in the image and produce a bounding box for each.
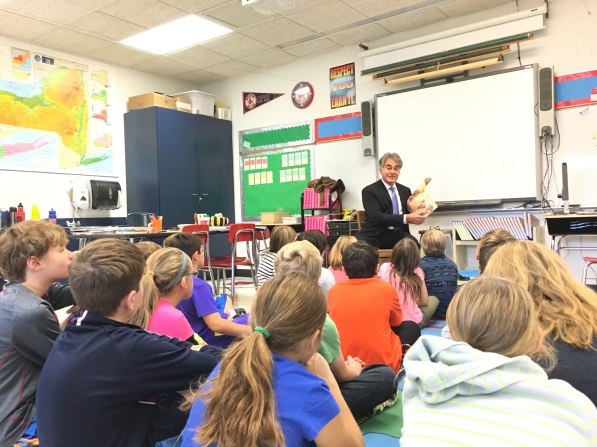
[390,187,399,215]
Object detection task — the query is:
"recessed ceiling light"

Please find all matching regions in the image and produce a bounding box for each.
[120,15,233,55]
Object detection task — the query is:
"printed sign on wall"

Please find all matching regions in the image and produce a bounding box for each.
[329,62,356,109]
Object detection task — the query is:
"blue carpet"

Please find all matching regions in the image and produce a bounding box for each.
[364,433,401,446]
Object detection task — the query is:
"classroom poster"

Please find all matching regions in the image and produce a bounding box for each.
[554,69,597,109]
[329,62,356,109]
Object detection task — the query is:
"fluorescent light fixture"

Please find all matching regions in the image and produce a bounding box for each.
[120,15,232,55]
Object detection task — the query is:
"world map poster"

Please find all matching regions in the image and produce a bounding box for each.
[0,42,114,175]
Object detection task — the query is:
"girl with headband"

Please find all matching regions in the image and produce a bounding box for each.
[132,247,201,344]
[181,272,364,447]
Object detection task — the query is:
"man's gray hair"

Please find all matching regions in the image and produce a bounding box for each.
[379,152,403,169]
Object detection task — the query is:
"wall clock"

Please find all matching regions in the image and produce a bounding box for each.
[291,82,314,109]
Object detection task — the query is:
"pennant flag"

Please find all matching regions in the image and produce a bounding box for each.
[243,92,284,114]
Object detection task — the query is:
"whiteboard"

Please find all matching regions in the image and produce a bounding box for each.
[375,65,541,204]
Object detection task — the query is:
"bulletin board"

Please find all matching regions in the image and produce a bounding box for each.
[241,147,313,218]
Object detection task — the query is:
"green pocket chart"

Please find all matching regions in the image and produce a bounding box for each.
[241,147,313,219]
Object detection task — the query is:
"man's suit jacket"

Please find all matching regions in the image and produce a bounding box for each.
[358,180,411,243]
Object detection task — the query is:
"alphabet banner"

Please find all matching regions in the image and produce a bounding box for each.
[329,62,356,109]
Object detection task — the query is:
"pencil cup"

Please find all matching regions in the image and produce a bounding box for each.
[148,219,162,232]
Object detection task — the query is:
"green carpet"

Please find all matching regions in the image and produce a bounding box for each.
[359,390,403,438]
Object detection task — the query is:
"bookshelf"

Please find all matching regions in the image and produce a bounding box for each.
[452,226,545,270]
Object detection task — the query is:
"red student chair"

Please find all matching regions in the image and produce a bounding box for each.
[210,223,258,300]
[180,224,218,294]
[582,256,597,285]
[255,226,270,253]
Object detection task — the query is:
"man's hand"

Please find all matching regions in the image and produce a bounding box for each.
[406,208,427,225]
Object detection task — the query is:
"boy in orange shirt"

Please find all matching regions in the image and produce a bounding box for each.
[328,241,420,372]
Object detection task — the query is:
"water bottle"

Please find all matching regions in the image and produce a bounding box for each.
[48,209,57,224]
[9,207,16,226]
[15,203,25,223]
[31,205,40,220]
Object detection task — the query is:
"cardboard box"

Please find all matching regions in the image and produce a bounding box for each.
[175,96,192,113]
[128,92,176,111]
[261,212,290,224]
[175,90,215,116]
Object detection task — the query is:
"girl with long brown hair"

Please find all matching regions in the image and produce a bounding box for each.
[378,238,439,327]
[180,273,364,447]
[484,240,597,405]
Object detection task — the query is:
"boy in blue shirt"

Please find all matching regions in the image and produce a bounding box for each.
[37,238,221,447]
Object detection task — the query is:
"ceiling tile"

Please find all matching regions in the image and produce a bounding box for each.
[327,23,391,46]
[379,6,448,34]
[0,0,92,24]
[202,59,261,77]
[168,45,231,66]
[219,59,261,72]
[340,0,425,17]
[276,0,329,17]
[33,28,112,54]
[239,47,298,68]
[88,44,157,66]
[202,65,245,78]
[100,0,187,28]
[172,69,226,83]
[190,0,237,13]
[0,10,58,41]
[285,0,366,33]
[240,17,315,46]
[67,0,118,8]
[437,0,512,18]
[66,11,145,41]
[200,33,270,59]
[165,55,212,70]
[206,3,269,28]
[284,38,342,58]
[134,57,196,76]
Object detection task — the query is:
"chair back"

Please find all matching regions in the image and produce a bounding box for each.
[180,224,205,234]
[228,223,256,244]
[255,226,270,241]
[356,210,366,230]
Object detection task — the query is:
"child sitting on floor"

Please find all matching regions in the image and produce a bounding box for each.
[256,225,296,287]
[328,235,357,284]
[0,221,73,445]
[275,241,397,421]
[164,233,251,348]
[297,229,336,294]
[401,276,597,446]
[379,238,439,327]
[36,239,222,447]
[130,247,199,344]
[328,241,420,372]
[181,273,364,447]
[419,229,457,319]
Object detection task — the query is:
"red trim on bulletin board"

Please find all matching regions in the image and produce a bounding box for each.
[314,112,362,143]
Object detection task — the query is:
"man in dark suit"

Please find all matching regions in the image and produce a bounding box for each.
[357,152,427,249]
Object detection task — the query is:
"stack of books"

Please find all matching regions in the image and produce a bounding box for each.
[453,213,538,241]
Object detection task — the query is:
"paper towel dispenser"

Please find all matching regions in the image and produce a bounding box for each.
[89,180,122,210]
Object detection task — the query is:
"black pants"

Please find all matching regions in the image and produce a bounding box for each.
[392,320,421,347]
[357,229,418,250]
[339,364,398,419]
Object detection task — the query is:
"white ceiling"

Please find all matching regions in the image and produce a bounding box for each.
[0,0,514,83]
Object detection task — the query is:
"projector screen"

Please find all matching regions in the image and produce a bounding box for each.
[375,65,541,204]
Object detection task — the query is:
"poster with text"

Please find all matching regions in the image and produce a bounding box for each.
[329,62,356,109]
